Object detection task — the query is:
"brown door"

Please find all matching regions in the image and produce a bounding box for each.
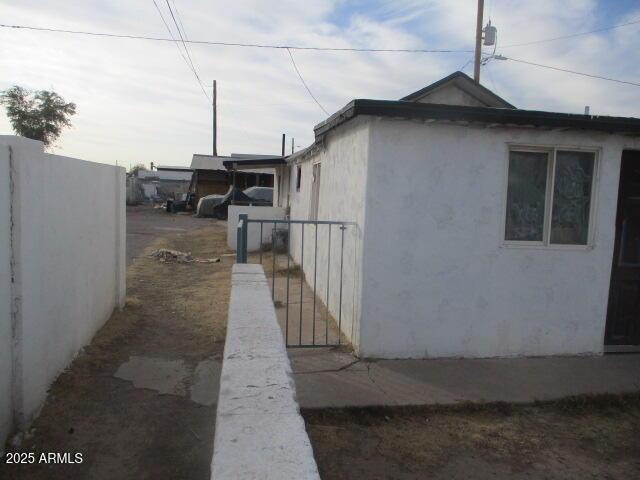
[605,151,640,346]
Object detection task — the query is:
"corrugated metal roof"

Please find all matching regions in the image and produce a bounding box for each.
[190,154,228,170]
[137,169,193,181]
[156,165,193,171]
[190,154,274,175]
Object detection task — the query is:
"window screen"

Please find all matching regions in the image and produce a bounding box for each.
[505,151,549,242]
[550,151,595,245]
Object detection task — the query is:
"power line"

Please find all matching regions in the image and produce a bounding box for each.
[498,55,640,87]
[501,17,640,48]
[458,56,474,72]
[286,48,329,116]
[2,21,639,89]
[151,1,210,101]
[165,0,196,72]
[0,23,471,54]
[3,17,640,53]
[171,0,189,40]
[164,0,208,98]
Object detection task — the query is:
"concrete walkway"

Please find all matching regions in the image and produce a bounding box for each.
[290,348,640,408]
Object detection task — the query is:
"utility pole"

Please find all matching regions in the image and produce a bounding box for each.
[473,0,484,83]
[291,137,294,154]
[212,80,217,156]
[281,134,286,157]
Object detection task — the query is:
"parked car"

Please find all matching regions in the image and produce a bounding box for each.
[243,186,273,204]
[196,186,273,219]
[196,193,224,218]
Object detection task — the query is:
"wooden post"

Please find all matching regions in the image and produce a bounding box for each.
[473,0,484,83]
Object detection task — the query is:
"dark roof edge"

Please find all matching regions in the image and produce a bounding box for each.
[222,157,286,169]
[400,71,516,109]
[314,99,640,139]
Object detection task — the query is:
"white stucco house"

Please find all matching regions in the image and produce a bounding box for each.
[271,71,640,359]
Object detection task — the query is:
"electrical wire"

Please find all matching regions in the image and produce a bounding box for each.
[164,0,208,99]
[0,23,471,54]
[171,0,189,40]
[499,55,640,87]
[458,56,474,72]
[2,21,638,89]
[151,0,210,101]
[3,17,639,52]
[286,48,329,116]
[166,0,196,72]
[500,17,640,48]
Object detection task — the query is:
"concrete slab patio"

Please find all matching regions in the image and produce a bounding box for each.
[290,348,640,408]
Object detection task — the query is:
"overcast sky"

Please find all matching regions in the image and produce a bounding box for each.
[1,0,639,169]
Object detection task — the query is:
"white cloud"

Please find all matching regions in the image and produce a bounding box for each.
[0,0,638,168]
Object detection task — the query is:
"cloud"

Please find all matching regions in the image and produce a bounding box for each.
[0,0,638,168]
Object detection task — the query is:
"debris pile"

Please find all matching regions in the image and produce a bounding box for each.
[149,249,220,264]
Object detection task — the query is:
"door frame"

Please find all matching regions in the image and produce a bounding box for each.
[604,149,640,351]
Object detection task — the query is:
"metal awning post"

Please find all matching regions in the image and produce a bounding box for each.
[237,214,248,263]
[231,162,238,205]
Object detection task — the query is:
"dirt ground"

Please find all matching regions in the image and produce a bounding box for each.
[125,205,213,265]
[1,208,232,480]
[304,395,640,480]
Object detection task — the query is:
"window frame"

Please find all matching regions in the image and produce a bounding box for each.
[502,143,600,250]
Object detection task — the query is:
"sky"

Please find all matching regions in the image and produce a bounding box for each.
[0,0,639,169]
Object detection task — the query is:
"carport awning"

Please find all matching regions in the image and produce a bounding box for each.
[223,157,286,170]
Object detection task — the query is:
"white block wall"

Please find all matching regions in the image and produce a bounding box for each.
[227,205,287,251]
[212,264,319,480]
[0,136,126,449]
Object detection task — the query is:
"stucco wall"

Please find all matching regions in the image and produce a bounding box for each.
[360,119,638,358]
[0,145,12,452]
[280,118,370,350]
[0,136,126,446]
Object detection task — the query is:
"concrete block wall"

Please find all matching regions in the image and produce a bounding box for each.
[0,136,126,450]
[211,264,319,479]
[227,205,287,252]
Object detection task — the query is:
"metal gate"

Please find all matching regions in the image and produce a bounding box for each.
[236,214,356,348]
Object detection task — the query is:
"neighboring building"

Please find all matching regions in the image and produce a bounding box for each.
[136,166,193,201]
[274,71,640,359]
[189,153,274,206]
